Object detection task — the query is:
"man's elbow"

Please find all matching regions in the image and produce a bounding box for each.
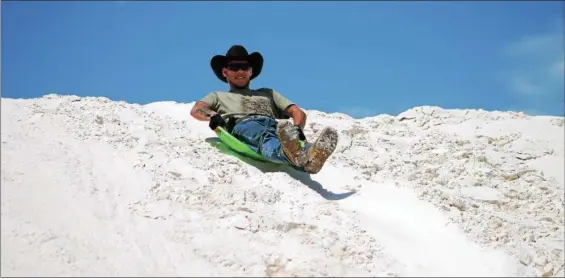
[190,102,214,121]
[289,104,306,117]
[189,107,198,119]
[190,105,203,121]
[300,107,307,118]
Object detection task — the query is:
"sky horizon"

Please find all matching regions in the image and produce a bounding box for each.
[2,1,564,118]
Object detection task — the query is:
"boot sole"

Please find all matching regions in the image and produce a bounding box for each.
[304,127,339,174]
[277,121,308,166]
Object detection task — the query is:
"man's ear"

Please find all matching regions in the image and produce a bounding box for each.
[222,68,228,77]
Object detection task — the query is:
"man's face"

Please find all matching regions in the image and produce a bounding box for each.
[222,60,252,88]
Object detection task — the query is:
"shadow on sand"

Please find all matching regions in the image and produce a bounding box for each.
[205,137,356,201]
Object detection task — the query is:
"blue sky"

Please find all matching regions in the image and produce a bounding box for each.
[2,1,564,117]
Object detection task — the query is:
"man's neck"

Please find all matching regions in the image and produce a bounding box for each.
[229,84,250,91]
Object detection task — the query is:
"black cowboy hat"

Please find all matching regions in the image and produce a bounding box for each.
[210,45,264,83]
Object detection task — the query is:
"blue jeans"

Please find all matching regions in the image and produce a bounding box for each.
[231,116,304,166]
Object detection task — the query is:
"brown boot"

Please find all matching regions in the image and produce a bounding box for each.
[276,121,309,166]
[304,127,339,174]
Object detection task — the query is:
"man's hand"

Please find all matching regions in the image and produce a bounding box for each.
[209,114,226,130]
[285,104,307,130]
[295,125,306,141]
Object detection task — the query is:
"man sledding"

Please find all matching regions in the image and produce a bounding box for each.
[190,45,338,174]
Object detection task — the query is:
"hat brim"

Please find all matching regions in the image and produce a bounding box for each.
[210,52,263,83]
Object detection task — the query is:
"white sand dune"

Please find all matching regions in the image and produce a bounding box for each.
[1,94,563,277]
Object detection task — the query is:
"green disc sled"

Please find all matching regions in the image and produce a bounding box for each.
[214,127,305,163]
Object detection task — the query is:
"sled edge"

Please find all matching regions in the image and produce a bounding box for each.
[215,127,266,161]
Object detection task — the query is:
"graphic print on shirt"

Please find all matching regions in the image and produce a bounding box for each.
[241,95,273,116]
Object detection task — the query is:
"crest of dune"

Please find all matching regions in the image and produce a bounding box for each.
[1,94,563,277]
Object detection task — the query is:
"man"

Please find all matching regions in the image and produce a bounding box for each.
[190,45,338,174]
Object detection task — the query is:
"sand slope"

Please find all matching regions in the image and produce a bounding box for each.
[1,94,563,277]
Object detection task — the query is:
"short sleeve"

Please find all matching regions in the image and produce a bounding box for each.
[271,89,295,113]
[199,92,219,110]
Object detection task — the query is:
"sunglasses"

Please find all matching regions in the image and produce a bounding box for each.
[226,62,251,71]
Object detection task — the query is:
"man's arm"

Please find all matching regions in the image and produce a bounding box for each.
[190,101,217,121]
[284,104,307,130]
[266,88,307,129]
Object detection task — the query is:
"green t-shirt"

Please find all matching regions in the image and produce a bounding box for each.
[199,87,294,120]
